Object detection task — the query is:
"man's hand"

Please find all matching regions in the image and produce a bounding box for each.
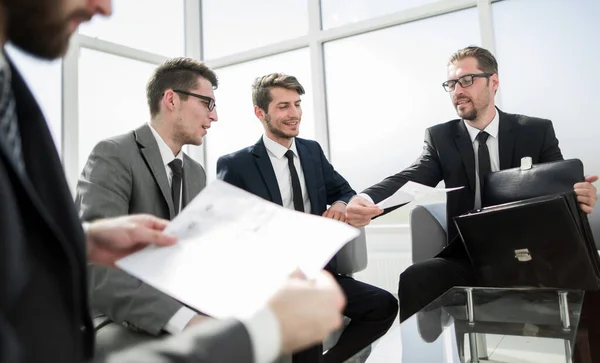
[346,195,383,227]
[268,271,346,354]
[185,314,213,329]
[86,214,177,267]
[322,202,347,222]
[575,175,599,214]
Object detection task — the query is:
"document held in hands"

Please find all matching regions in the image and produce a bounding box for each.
[376,181,464,209]
[116,180,359,319]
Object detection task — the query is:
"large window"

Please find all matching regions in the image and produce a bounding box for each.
[202,0,309,59]
[324,8,479,223]
[77,49,157,173]
[79,0,185,57]
[204,48,314,180]
[6,44,62,153]
[321,0,447,29]
[493,0,600,178]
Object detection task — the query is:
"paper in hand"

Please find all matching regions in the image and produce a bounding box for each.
[117,180,359,319]
[376,181,464,209]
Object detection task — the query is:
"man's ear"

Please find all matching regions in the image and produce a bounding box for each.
[254,105,266,120]
[491,73,500,94]
[163,89,177,112]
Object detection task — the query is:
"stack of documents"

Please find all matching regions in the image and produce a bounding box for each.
[117,180,359,319]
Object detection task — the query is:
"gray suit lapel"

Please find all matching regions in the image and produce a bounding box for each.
[134,124,175,218]
[182,153,206,206]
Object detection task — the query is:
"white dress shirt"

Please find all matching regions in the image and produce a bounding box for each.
[148,126,281,363]
[263,134,312,213]
[463,110,500,209]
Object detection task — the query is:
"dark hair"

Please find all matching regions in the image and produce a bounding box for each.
[252,73,305,111]
[146,57,218,117]
[448,46,498,75]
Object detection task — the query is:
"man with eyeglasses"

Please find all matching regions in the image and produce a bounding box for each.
[345,45,598,323]
[76,57,220,354]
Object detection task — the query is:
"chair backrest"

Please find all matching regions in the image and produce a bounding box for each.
[410,203,447,263]
[335,227,368,275]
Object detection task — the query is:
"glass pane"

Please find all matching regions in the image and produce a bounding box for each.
[204,48,314,180]
[321,0,447,30]
[389,287,584,362]
[202,0,308,59]
[324,8,479,224]
[78,49,157,173]
[79,0,184,57]
[493,0,600,182]
[6,44,62,153]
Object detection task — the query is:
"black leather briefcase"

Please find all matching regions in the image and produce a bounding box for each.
[455,192,600,290]
[455,158,600,290]
[482,158,584,207]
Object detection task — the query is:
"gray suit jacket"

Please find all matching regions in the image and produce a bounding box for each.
[102,319,254,363]
[75,124,206,339]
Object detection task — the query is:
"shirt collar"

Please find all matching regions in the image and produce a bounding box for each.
[148,123,183,166]
[463,108,500,143]
[262,134,298,159]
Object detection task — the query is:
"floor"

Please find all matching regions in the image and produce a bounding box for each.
[364,319,572,363]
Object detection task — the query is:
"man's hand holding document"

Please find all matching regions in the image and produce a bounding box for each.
[347,181,463,227]
[376,181,464,209]
[116,180,359,319]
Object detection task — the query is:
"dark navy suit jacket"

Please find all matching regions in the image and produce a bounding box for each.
[216,137,356,215]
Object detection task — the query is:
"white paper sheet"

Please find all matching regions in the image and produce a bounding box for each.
[376,181,464,209]
[116,180,359,319]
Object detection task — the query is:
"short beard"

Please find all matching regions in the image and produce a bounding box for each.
[265,114,296,140]
[459,107,478,121]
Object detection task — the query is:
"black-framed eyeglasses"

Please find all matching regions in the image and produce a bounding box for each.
[173,89,216,111]
[442,73,493,92]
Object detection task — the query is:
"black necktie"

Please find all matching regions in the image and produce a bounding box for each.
[477,131,491,194]
[168,159,183,215]
[0,65,24,173]
[285,150,304,212]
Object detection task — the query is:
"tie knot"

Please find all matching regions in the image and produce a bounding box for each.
[476,131,489,144]
[168,159,183,176]
[284,150,295,161]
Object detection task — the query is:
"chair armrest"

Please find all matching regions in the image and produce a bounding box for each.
[334,227,368,275]
[410,203,447,263]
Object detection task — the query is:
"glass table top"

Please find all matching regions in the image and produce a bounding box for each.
[367,287,584,363]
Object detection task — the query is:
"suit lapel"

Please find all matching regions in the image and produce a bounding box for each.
[135,124,175,218]
[454,121,476,192]
[6,58,85,267]
[296,141,318,214]
[182,154,205,206]
[497,109,515,169]
[252,138,283,206]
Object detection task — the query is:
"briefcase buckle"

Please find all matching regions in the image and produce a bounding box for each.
[520,157,533,171]
[514,248,532,262]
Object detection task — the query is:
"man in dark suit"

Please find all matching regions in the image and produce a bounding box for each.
[217,73,399,363]
[0,1,350,362]
[345,46,598,323]
[76,57,217,353]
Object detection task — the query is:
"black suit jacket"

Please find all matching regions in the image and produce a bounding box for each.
[216,137,356,215]
[363,109,564,259]
[0,58,93,362]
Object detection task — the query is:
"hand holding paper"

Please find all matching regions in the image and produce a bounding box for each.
[116,180,359,319]
[376,181,464,209]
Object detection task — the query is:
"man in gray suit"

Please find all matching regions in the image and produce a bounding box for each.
[76,57,219,350]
